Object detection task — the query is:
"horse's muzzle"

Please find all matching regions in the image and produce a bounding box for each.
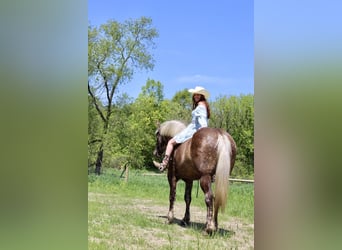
[153,149,160,157]
[153,160,161,169]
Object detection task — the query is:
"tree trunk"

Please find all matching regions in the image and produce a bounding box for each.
[95,144,104,175]
[95,119,109,175]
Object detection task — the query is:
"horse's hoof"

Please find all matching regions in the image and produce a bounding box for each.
[202,230,209,236]
[204,226,217,236]
[165,219,173,224]
[204,229,214,236]
[180,220,190,227]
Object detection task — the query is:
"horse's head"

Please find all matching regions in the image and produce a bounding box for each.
[153,128,168,158]
[153,120,186,158]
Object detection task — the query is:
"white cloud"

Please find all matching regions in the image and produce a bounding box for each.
[176,74,234,85]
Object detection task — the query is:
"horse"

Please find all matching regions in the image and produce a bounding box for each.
[153,120,237,234]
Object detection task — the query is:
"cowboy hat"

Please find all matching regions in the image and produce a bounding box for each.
[188,86,210,99]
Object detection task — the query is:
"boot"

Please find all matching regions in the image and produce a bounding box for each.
[159,155,169,172]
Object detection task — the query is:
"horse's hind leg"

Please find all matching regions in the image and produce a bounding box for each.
[200,175,216,234]
[182,181,193,226]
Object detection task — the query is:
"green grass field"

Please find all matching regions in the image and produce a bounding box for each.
[88,168,254,249]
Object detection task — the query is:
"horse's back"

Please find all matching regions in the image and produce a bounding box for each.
[173,127,228,179]
[191,128,225,173]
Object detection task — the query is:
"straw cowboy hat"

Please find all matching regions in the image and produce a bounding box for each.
[188,86,210,99]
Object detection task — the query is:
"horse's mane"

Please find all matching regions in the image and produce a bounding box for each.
[159,120,186,137]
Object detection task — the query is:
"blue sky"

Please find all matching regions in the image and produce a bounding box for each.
[88,0,254,100]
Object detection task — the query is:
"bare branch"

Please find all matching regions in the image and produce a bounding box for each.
[88,81,107,123]
[88,139,102,145]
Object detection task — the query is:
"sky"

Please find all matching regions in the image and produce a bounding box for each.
[88,0,254,100]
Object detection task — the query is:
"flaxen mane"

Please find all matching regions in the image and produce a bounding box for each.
[159,120,186,137]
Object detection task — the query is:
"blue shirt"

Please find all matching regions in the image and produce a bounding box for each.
[173,105,208,143]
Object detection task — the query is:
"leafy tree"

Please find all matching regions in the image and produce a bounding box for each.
[170,89,193,122]
[210,94,254,178]
[172,89,192,111]
[140,78,164,103]
[88,17,158,174]
[104,93,134,169]
[119,79,165,168]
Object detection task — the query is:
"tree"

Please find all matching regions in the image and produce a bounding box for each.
[172,89,192,111]
[170,89,193,122]
[88,17,158,174]
[88,93,103,172]
[115,79,165,168]
[140,78,164,103]
[210,94,254,177]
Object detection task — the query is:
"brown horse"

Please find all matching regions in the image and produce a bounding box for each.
[153,120,237,234]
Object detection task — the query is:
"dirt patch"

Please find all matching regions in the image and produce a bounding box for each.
[133,199,254,249]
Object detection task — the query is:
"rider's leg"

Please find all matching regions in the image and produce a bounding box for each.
[160,138,177,171]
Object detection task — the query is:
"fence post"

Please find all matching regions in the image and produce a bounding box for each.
[125,164,129,182]
[120,162,129,182]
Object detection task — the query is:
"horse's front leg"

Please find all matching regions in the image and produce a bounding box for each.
[182,180,193,226]
[167,171,177,224]
[200,175,216,234]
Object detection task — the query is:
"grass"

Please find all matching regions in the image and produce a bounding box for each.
[88,168,254,249]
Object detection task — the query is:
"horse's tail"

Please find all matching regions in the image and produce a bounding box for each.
[214,132,232,213]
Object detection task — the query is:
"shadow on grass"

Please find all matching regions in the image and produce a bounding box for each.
[158,215,235,238]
